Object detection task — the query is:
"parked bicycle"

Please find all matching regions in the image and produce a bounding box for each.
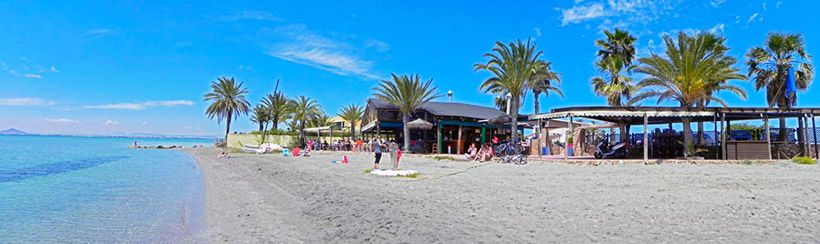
[493,139,527,165]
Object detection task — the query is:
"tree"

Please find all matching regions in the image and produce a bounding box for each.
[529,60,563,115]
[262,92,291,131]
[373,73,440,151]
[592,28,637,141]
[204,77,251,143]
[289,96,321,146]
[250,104,270,132]
[475,40,544,141]
[746,33,815,141]
[309,112,333,128]
[631,32,747,157]
[337,104,364,140]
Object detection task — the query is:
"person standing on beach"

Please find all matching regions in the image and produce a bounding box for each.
[372,138,383,170]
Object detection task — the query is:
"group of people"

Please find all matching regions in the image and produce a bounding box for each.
[465,143,495,162]
[303,138,376,152]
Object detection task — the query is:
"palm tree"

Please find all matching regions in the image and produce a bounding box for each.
[250,104,270,132]
[631,32,747,157]
[746,33,815,141]
[373,73,440,151]
[475,40,544,141]
[337,104,364,140]
[529,60,563,114]
[289,96,321,146]
[592,29,637,140]
[262,91,291,131]
[204,77,251,143]
[309,112,333,128]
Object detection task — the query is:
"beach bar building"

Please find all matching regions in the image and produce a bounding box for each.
[360,98,525,154]
[529,106,820,161]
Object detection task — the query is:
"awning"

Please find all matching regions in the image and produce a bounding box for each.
[361,121,377,132]
[304,126,331,132]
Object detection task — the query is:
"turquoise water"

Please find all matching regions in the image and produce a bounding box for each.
[0,135,212,243]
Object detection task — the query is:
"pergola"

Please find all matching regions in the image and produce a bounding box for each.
[529,106,820,161]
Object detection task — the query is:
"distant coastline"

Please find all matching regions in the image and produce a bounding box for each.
[0,129,218,140]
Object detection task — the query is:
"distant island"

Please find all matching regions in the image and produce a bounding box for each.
[0,128,28,135]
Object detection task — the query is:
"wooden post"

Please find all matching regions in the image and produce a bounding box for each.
[565,114,573,160]
[643,113,649,161]
[764,114,772,160]
[720,113,726,160]
[457,125,463,155]
[713,114,718,159]
[812,113,819,159]
[437,123,443,154]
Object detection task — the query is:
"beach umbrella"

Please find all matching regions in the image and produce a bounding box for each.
[488,114,512,125]
[406,118,433,130]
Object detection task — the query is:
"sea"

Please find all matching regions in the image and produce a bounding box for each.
[0,135,213,243]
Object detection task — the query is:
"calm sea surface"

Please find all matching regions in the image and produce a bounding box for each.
[0,135,211,243]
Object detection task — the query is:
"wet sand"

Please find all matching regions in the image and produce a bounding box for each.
[187,148,820,243]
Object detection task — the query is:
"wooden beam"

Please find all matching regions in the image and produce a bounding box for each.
[721,113,726,160]
[764,114,772,160]
[457,125,463,155]
[643,112,649,161]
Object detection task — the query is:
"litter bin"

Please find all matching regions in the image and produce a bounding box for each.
[541,146,548,156]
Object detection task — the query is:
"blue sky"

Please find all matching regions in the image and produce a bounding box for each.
[0,0,817,136]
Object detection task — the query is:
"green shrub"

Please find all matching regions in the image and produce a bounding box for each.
[792,156,816,165]
[363,169,373,174]
[401,172,420,178]
[432,155,455,161]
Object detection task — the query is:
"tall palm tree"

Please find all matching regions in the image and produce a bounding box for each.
[250,104,270,132]
[373,73,440,151]
[746,33,815,141]
[262,91,291,131]
[337,104,364,140]
[204,77,251,143]
[289,96,321,146]
[309,112,333,128]
[592,29,637,140]
[529,60,563,115]
[631,32,747,157]
[475,39,544,141]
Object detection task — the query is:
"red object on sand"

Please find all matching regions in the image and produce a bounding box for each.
[343,155,349,164]
[397,149,402,163]
[292,147,300,156]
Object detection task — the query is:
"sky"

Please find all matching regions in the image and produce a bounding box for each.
[1,0,818,136]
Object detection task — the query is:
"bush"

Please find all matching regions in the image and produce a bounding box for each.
[401,172,420,178]
[792,156,816,165]
[363,169,373,174]
[432,155,455,161]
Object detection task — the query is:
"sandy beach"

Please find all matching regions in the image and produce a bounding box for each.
[187,148,820,243]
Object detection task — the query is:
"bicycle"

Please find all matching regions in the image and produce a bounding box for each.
[492,140,527,165]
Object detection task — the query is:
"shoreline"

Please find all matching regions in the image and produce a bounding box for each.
[187,147,820,243]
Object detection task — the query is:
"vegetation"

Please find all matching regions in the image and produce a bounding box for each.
[338,104,364,140]
[631,32,747,157]
[204,77,251,143]
[363,169,374,174]
[432,155,455,161]
[401,172,421,178]
[746,33,815,141]
[289,96,322,146]
[250,105,270,132]
[592,28,636,140]
[792,156,816,165]
[529,60,563,114]
[262,92,291,131]
[475,40,545,141]
[373,73,441,151]
[309,112,333,128]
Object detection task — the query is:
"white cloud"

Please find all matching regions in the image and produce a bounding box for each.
[364,38,391,52]
[23,73,42,79]
[49,66,59,72]
[267,24,383,80]
[561,3,606,25]
[710,0,726,7]
[43,118,79,124]
[237,65,253,71]
[84,29,113,37]
[0,97,55,106]
[558,0,679,28]
[762,2,767,11]
[104,120,119,126]
[747,13,759,23]
[534,27,542,37]
[708,23,725,34]
[225,10,281,21]
[83,100,193,110]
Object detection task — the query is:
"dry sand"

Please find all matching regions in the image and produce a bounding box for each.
[186,148,820,243]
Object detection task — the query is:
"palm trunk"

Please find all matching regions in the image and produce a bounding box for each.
[620,125,628,143]
[350,121,356,140]
[682,117,693,158]
[511,96,520,141]
[299,121,306,147]
[533,91,541,115]
[258,123,264,132]
[402,113,411,152]
[779,117,787,141]
[272,116,279,131]
[224,111,233,144]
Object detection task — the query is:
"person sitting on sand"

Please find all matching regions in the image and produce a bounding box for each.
[218,152,230,158]
[465,143,478,160]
